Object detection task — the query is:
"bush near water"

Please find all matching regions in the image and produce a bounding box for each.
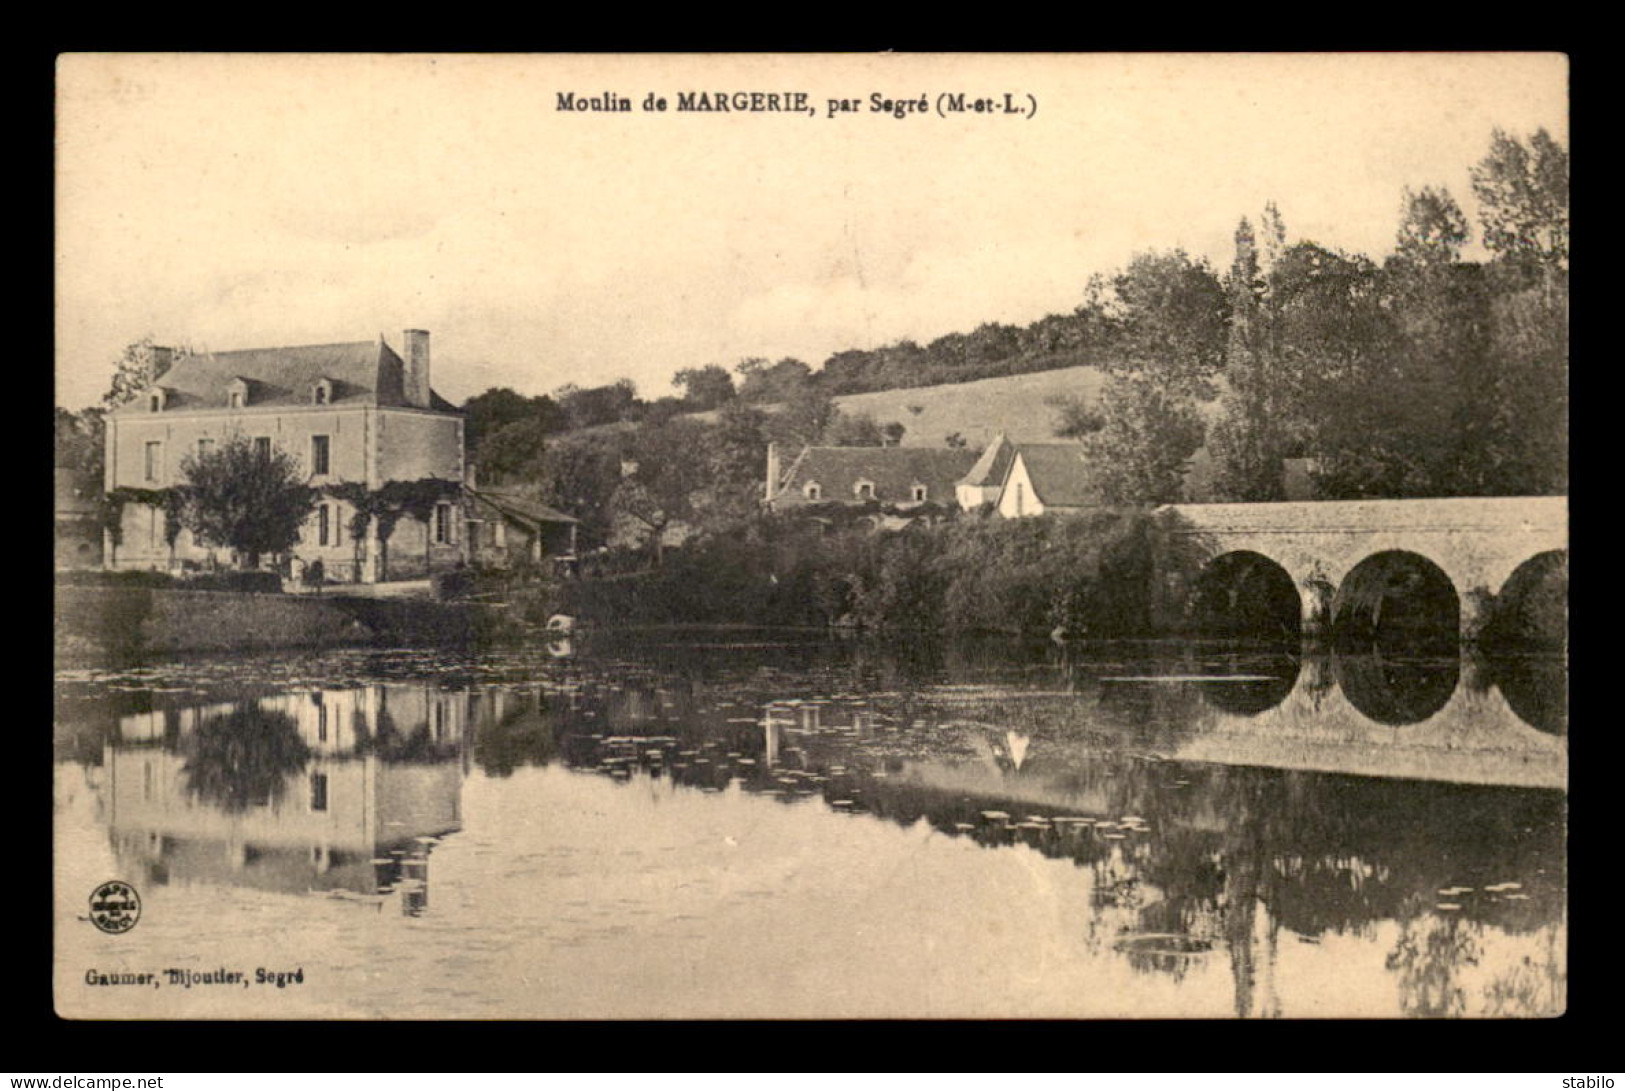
[563,510,1156,635]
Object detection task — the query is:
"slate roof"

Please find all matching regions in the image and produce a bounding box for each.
[1013,443,1099,509]
[957,433,1016,489]
[111,340,458,415]
[468,487,579,526]
[773,446,980,506]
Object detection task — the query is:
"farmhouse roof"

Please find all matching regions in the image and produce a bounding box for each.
[775,446,979,503]
[468,487,579,526]
[1015,443,1099,508]
[111,340,457,414]
[957,433,1016,488]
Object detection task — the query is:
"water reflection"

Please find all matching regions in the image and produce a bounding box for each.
[98,683,468,909]
[55,634,1565,1018]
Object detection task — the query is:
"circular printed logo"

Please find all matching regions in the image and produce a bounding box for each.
[89,881,141,934]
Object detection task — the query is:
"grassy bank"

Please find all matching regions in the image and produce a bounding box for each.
[54,583,523,662]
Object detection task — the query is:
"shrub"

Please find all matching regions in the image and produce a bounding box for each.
[561,508,1158,635]
[431,566,476,602]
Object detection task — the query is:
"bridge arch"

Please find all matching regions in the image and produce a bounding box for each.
[1331,550,1461,648]
[1488,549,1568,648]
[1188,551,1302,640]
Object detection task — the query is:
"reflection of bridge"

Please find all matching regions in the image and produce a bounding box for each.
[1153,497,1567,641]
[1159,657,1566,791]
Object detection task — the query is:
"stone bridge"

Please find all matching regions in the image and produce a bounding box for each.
[1150,496,1568,642]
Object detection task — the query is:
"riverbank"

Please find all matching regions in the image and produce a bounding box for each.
[54,584,522,662]
[561,511,1156,637]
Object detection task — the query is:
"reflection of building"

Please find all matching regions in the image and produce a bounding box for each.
[104,684,469,896]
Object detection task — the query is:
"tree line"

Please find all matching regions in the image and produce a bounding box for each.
[469,127,1566,557]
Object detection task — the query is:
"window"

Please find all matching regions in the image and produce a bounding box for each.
[434,503,455,544]
[1014,482,1025,516]
[912,485,928,502]
[311,435,330,476]
[197,438,215,460]
[313,381,331,405]
[254,436,271,460]
[149,393,162,413]
[803,482,822,501]
[144,441,162,483]
[318,505,332,547]
[493,521,507,548]
[309,772,328,812]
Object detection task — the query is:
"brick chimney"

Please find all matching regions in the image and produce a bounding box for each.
[402,329,431,408]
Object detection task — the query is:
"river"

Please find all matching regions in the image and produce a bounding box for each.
[53,631,1566,1019]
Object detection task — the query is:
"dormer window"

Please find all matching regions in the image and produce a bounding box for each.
[854,479,876,501]
[911,484,928,502]
[312,378,334,405]
[147,389,166,413]
[803,482,822,501]
[227,378,250,409]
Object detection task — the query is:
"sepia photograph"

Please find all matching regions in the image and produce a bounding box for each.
[53,52,1568,1020]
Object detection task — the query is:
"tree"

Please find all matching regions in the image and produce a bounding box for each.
[55,406,105,484]
[1108,249,1228,392]
[1080,375,1206,505]
[1470,127,1569,272]
[176,434,316,568]
[613,418,715,564]
[474,417,551,484]
[736,357,813,403]
[764,386,838,450]
[1209,216,1286,501]
[536,434,621,548]
[822,411,886,447]
[102,338,185,411]
[463,387,565,449]
[1048,393,1105,439]
[1394,186,1470,270]
[673,364,736,410]
[1074,248,1225,502]
[556,379,640,429]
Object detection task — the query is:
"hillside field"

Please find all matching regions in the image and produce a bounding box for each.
[828,365,1108,447]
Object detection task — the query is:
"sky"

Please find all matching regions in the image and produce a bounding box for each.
[55,52,1568,411]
